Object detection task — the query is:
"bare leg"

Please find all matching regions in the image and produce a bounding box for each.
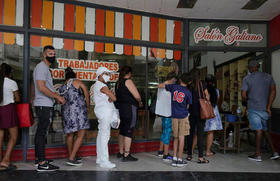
[0,127,18,167]
[263,131,276,153]
[177,136,185,159]
[66,133,74,157]
[118,134,124,154]
[163,144,169,155]
[255,130,262,156]
[192,134,197,155]
[173,137,178,158]
[0,129,4,162]
[206,131,214,156]
[159,141,164,152]
[124,136,132,157]
[69,130,86,160]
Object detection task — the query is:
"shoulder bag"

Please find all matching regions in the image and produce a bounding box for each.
[197,81,215,120]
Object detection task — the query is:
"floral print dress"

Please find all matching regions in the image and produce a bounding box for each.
[59,79,89,134]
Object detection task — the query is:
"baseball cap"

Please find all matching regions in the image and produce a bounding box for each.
[96,67,112,79]
[248,60,259,68]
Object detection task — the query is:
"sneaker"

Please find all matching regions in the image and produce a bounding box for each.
[34,159,54,167]
[100,161,116,169]
[37,162,59,172]
[66,159,83,166]
[248,154,262,162]
[122,154,138,162]
[75,157,82,163]
[171,157,178,167]
[163,154,173,162]
[117,152,124,159]
[157,151,164,158]
[270,152,280,160]
[177,159,187,167]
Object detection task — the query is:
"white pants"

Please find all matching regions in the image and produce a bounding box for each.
[95,107,113,163]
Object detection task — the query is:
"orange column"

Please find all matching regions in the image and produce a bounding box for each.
[30,0,42,47]
[3,0,16,45]
[158,18,166,59]
[74,6,85,51]
[174,21,182,60]
[150,17,158,57]
[95,9,105,53]
[105,10,115,54]
[124,13,132,55]
[133,15,141,56]
[64,4,75,50]
[42,0,53,47]
[0,0,4,43]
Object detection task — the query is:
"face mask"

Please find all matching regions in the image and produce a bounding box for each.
[46,56,56,64]
[103,74,110,82]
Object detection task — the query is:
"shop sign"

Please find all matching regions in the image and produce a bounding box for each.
[194,26,263,45]
[51,58,119,82]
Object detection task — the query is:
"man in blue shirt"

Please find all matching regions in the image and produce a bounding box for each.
[158,73,192,167]
[241,59,279,162]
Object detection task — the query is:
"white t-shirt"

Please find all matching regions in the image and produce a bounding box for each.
[155,88,171,117]
[0,77,19,106]
[93,81,114,110]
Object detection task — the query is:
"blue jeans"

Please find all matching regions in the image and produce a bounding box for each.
[248,109,269,131]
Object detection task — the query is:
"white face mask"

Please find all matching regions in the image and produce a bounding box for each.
[103,74,110,82]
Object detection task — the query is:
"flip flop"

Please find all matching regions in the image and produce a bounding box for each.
[186,155,192,161]
[206,151,216,157]
[0,163,17,171]
[197,158,209,164]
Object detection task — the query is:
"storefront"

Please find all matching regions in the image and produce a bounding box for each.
[0,0,278,161]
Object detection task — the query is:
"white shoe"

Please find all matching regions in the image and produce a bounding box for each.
[100,161,116,169]
[96,159,101,165]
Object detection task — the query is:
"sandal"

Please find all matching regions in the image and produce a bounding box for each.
[206,151,216,157]
[197,158,209,164]
[186,155,192,161]
[0,163,17,171]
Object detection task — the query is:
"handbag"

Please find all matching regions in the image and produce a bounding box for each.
[16,103,34,128]
[197,81,215,120]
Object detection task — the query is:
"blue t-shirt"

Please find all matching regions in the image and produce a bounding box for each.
[165,84,192,119]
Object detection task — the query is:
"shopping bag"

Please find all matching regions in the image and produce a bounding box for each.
[16,103,34,128]
[111,108,120,129]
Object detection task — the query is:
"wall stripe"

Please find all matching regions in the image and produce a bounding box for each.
[64,4,75,50]
[30,0,42,47]
[74,6,85,51]
[115,12,124,54]
[174,21,182,60]
[3,0,16,45]
[15,0,24,46]
[141,16,149,56]
[85,7,95,52]
[53,2,64,49]
[158,18,166,58]
[0,0,3,43]
[150,17,158,57]
[95,9,105,53]
[124,13,132,55]
[105,10,115,53]
[133,15,141,56]
[166,20,174,59]
[42,0,53,47]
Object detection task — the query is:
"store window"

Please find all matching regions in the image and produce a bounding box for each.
[28,35,149,145]
[0,32,24,146]
[189,22,267,47]
[148,48,182,139]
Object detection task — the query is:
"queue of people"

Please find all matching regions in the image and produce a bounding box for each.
[0,45,279,172]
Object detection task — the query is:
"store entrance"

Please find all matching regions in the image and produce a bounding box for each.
[189,51,264,113]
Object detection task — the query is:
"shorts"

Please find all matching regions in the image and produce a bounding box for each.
[172,116,190,138]
[118,104,137,138]
[248,109,269,131]
[160,117,172,145]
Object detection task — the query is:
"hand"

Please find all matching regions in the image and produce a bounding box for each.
[56,96,66,105]
[267,108,272,117]
[108,98,113,102]
[139,101,143,108]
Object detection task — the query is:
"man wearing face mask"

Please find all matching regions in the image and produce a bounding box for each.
[93,67,117,168]
[33,45,66,172]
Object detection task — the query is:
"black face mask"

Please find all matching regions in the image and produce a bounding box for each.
[46,56,56,64]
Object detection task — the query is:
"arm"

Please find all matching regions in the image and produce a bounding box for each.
[101,86,116,102]
[78,80,90,110]
[267,84,276,117]
[241,90,247,101]
[125,79,143,107]
[13,90,20,103]
[37,80,65,104]
[204,89,210,101]
[158,83,166,88]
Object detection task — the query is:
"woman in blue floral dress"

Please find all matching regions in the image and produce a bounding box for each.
[59,67,90,166]
[204,75,223,157]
